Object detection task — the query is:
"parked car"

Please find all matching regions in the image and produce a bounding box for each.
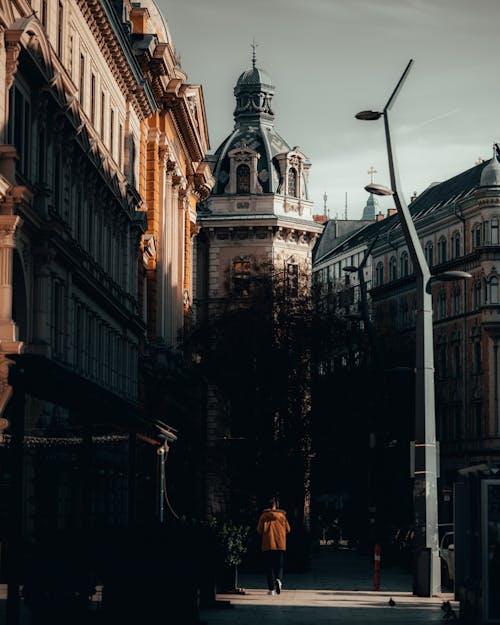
[439,531,455,588]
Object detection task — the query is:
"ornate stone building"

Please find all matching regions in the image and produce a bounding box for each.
[313,148,500,529]
[0,0,213,618]
[196,57,322,528]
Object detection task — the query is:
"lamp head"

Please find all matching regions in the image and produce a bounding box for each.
[355,110,383,121]
[343,265,358,273]
[365,183,393,196]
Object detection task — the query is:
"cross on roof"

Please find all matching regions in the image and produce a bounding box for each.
[368,166,377,184]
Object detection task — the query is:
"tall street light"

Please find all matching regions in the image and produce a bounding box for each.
[355,59,442,597]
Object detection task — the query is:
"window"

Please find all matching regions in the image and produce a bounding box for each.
[90,74,96,124]
[288,168,297,197]
[473,281,482,309]
[389,256,397,281]
[233,259,251,295]
[438,345,447,380]
[79,53,85,104]
[452,344,460,378]
[452,232,461,258]
[490,276,499,304]
[472,224,482,248]
[425,241,434,268]
[438,291,447,319]
[473,402,483,437]
[375,262,384,286]
[287,263,299,298]
[236,164,250,194]
[129,136,136,186]
[9,86,31,177]
[41,0,47,27]
[53,149,61,213]
[438,236,447,264]
[452,286,461,315]
[492,218,499,245]
[52,281,65,359]
[37,128,45,182]
[100,91,105,138]
[473,341,482,374]
[118,123,123,170]
[110,109,115,156]
[400,251,409,277]
[400,299,409,327]
[57,1,63,56]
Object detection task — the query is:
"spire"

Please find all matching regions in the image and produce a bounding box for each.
[251,38,258,69]
[323,192,328,217]
[362,167,379,220]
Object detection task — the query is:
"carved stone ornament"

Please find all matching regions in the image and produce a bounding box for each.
[5,41,21,90]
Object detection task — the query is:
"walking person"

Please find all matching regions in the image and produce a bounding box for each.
[256,497,291,595]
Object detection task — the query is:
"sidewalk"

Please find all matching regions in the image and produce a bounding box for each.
[200,546,457,625]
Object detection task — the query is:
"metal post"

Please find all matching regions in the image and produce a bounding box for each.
[158,444,166,523]
[381,61,440,597]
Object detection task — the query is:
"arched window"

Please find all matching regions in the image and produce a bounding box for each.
[287,168,297,197]
[473,281,482,309]
[425,241,434,268]
[375,262,384,286]
[400,251,409,277]
[438,236,447,264]
[490,276,499,304]
[389,256,397,281]
[236,164,250,194]
[452,232,461,258]
[472,224,482,249]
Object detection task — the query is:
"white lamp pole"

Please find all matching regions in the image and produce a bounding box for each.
[356,59,441,596]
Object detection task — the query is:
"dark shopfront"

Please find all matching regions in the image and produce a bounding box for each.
[0,356,162,624]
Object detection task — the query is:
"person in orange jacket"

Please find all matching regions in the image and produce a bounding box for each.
[256,497,291,595]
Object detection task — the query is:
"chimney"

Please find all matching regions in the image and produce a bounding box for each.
[386,208,397,217]
[376,211,384,222]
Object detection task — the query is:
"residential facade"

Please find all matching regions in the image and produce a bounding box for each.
[312,150,500,525]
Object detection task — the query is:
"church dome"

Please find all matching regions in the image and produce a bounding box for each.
[205,59,311,201]
[480,146,500,187]
[236,67,274,88]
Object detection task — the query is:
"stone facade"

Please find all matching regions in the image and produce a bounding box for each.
[0,3,213,614]
[197,61,322,526]
[313,150,500,521]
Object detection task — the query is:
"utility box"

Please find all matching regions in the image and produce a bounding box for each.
[454,464,500,624]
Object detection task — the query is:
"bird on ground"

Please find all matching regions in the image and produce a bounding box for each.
[388,598,396,606]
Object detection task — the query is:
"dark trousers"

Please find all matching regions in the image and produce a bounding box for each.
[264,549,284,591]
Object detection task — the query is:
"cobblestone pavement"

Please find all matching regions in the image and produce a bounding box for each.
[200,547,457,625]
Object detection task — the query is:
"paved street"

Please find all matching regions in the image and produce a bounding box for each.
[201,546,457,625]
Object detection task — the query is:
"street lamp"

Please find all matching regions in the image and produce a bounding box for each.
[355,58,441,597]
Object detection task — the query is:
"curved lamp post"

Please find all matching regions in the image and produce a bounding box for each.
[355,59,461,597]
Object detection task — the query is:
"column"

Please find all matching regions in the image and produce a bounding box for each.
[0,215,23,348]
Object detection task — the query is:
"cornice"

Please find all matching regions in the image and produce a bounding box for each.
[76,0,156,119]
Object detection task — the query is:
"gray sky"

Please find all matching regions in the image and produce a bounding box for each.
[157,0,500,219]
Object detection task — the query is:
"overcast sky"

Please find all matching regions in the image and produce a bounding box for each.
[157,0,499,220]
